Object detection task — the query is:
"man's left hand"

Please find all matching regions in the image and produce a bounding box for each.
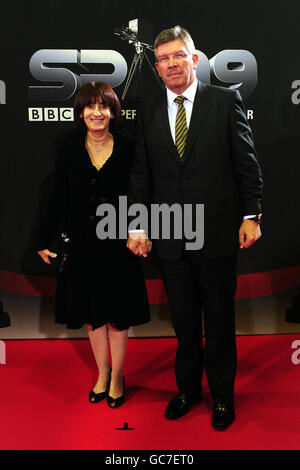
[239,219,261,249]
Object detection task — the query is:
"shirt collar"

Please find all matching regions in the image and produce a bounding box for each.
[166,79,198,106]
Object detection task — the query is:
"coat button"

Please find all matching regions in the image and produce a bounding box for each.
[91,178,96,184]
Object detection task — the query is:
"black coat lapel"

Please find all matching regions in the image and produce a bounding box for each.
[152,82,212,165]
[182,82,212,164]
[153,92,180,164]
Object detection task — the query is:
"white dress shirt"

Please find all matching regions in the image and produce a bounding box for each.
[166,79,198,143]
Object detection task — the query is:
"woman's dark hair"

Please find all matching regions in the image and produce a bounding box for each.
[74,81,122,131]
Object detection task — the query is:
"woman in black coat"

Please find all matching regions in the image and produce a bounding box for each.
[37,82,150,407]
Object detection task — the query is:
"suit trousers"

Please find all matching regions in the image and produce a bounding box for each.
[160,250,238,406]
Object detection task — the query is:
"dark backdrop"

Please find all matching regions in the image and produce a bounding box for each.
[0,0,299,315]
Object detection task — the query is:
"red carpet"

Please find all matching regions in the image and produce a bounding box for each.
[0,335,300,450]
[2,264,300,300]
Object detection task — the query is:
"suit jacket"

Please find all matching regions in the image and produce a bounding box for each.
[129,81,263,261]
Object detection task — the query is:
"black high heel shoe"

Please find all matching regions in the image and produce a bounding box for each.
[107,378,125,408]
[89,370,111,404]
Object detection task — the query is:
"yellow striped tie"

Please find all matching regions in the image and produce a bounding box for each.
[175,95,188,159]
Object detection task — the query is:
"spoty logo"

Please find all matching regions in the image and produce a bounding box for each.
[28,48,258,102]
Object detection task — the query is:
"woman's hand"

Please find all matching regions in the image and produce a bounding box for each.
[37,249,57,265]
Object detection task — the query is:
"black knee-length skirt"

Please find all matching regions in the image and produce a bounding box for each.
[54,238,150,330]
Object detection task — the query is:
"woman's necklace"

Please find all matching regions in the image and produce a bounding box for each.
[86,133,111,153]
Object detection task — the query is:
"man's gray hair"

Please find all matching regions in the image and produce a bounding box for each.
[154,25,196,57]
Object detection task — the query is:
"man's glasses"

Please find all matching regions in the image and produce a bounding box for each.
[157,52,191,64]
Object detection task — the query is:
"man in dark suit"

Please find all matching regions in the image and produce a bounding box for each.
[127,26,263,430]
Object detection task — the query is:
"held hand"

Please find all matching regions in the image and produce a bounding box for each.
[126,235,152,257]
[37,249,57,265]
[137,237,152,257]
[239,219,261,249]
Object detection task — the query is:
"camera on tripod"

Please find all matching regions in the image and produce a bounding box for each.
[114,18,154,48]
[114,19,163,101]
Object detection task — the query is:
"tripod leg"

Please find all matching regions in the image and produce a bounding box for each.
[144,52,164,89]
[122,53,140,101]
[132,54,144,97]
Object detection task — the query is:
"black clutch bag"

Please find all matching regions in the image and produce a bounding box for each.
[49,231,71,274]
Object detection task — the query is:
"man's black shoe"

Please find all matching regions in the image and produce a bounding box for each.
[165,393,194,420]
[212,402,235,430]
